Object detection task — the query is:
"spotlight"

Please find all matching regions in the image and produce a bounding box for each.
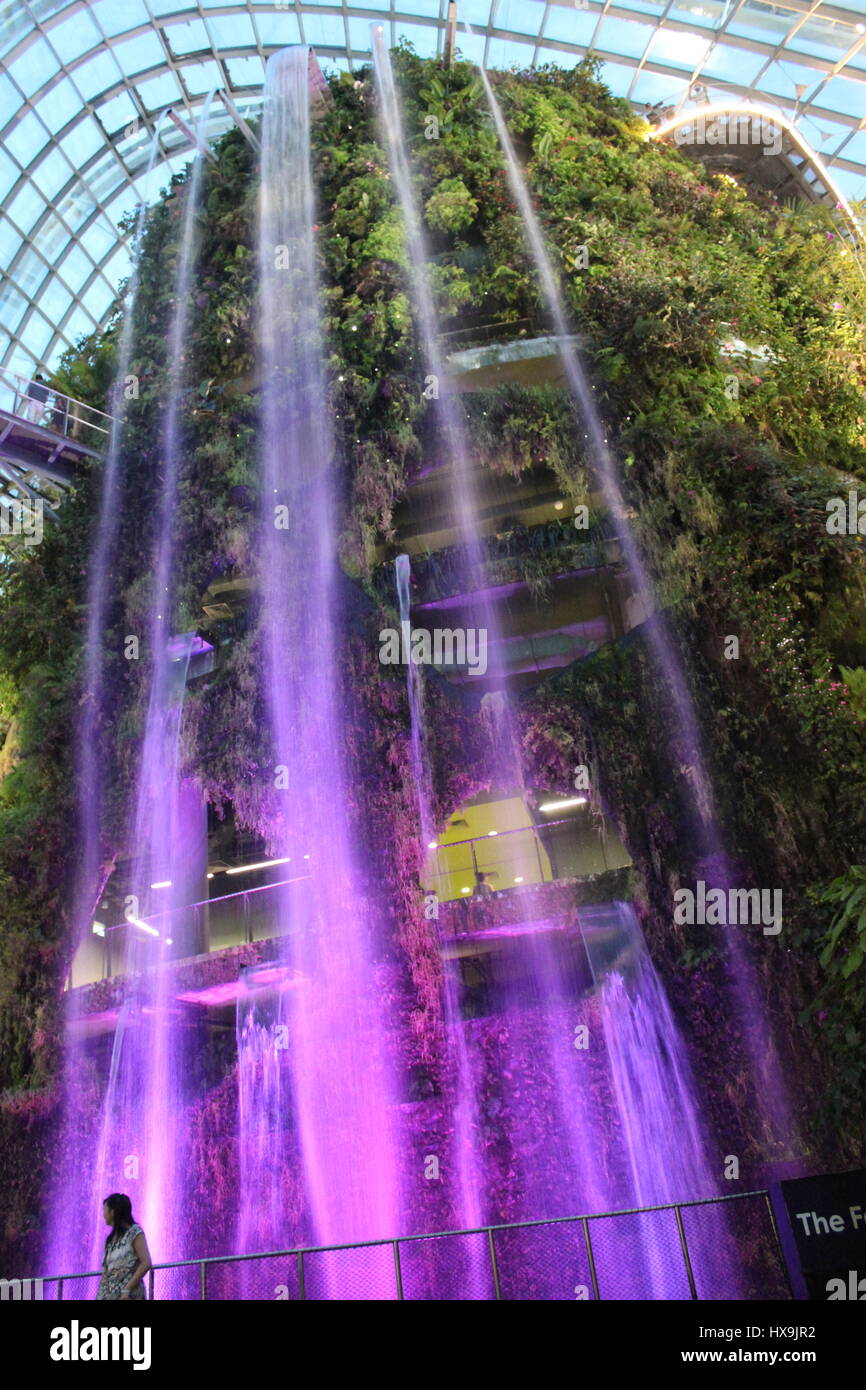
[554,501,564,511]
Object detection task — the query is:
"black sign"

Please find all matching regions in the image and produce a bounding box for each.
[774,1168,866,1300]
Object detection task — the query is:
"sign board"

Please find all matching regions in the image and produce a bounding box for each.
[772,1169,866,1300]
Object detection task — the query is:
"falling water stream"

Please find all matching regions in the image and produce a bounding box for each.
[374,33,735,1293]
[472,46,791,1152]
[85,95,215,1268]
[46,118,169,1280]
[245,46,402,1290]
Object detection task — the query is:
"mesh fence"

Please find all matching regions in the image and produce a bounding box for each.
[299,1242,399,1300]
[52,1273,101,1300]
[399,1230,494,1300]
[40,1193,792,1300]
[149,1262,201,1301]
[494,1218,594,1300]
[589,1208,694,1300]
[688,1192,791,1301]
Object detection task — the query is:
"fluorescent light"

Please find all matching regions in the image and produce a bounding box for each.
[126,915,159,937]
[225,856,293,876]
[539,797,587,813]
[150,880,172,890]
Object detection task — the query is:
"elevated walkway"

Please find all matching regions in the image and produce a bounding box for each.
[0,367,115,495]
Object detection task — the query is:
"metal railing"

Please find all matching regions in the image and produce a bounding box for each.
[39,1189,793,1301]
[0,366,116,452]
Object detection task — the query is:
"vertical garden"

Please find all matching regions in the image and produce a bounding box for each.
[0,47,864,1277]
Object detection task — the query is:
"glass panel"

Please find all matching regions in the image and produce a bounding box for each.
[461,0,494,26]
[670,1,728,26]
[630,70,689,106]
[727,2,794,45]
[23,309,54,357]
[69,48,120,102]
[37,279,73,327]
[96,89,139,135]
[225,55,266,88]
[163,17,209,54]
[103,244,132,288]
[818,75,866,116]
[34,76,84,136]
[496,0,547,39]
[78,219,116,263]
[63,304,98,345]
[701,42,765,86]
[58,113,105,163]
[89,0,152,39]
[486,37,537,69]
[299,15,348,47]
[4,108,50,163]
[0,144,19,197]
[180,61,223,97]
[110,30,167,77]
[541,8,598,46]
[58,243,96,287]
[31,146,74,200]
[83,276,115,323]
[30,213,74,263]
[206,13,258,50]
[134,71,182,109]
[0,282,28,324]
[255,11,303,45]
[0,68,19,126]
[398,0,442,16]
[394,22,441,58]
[757,60,818,102]
[6,181,45,235]
[6,36,57,99]
[789,27,853,64]
[147,0,197,15]
[46,6,103,58]
[15,248,50,293]
[598,60,634,98]
[597,16,653,60]
[647,28,712,69]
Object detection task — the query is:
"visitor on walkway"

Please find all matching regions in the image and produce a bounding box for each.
[96,1193,152,1301]
[472,871,494,898]
[24,375,50,424]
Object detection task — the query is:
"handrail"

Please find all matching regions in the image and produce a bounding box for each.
[37,1187,778,1288]
[0,365,117,446]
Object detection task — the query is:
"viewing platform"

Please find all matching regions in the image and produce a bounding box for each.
[0,366,115,495]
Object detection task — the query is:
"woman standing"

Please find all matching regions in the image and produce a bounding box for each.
[96,1194,152,1301]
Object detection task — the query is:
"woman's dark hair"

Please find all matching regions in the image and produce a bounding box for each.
[103,1193,135,1248]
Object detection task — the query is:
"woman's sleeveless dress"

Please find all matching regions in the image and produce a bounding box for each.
[96,1223,147,1300]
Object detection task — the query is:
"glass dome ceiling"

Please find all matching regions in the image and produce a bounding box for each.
[2,0,865,377]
